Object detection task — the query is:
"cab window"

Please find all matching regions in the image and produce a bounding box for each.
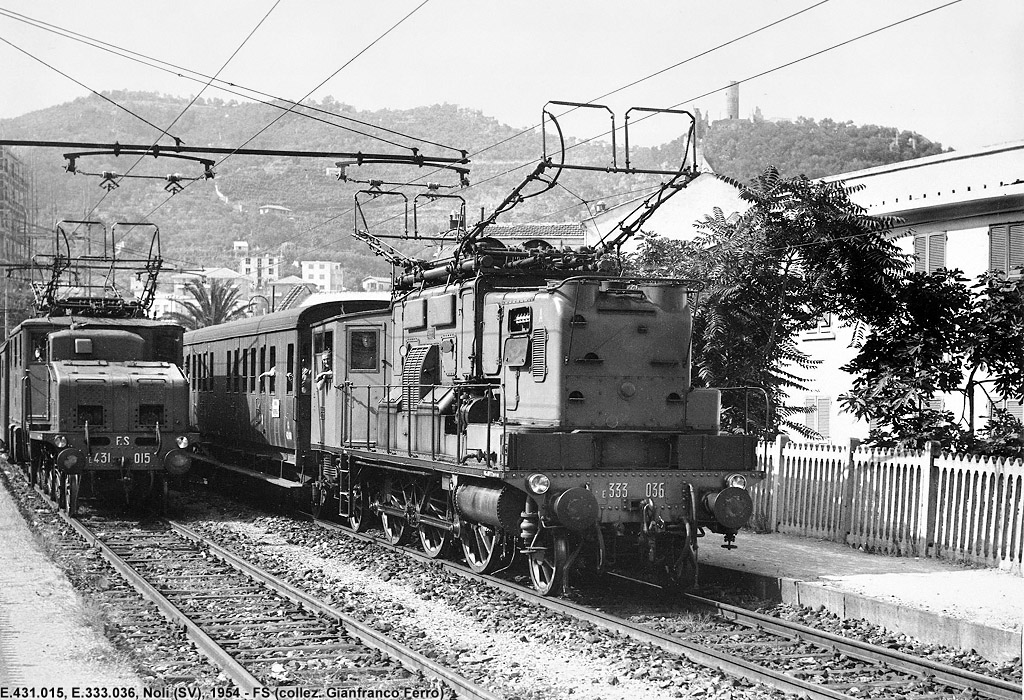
[349,329,379,371]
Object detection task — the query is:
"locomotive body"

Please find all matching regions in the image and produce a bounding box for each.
[304,271,762,593]
[1,316,197,513]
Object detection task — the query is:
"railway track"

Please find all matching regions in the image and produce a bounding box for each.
[307,515,1021,700]
[45,506,499,698]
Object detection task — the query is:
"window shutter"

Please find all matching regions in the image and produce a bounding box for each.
[928,233,946,271]
[804,397,816,430]
[990,224,1009,273]
[992,398,1024,421]
[914,235,927,273]
[816,397,831,440]
[1010,223,1024,275]
[1009,401,1024,421]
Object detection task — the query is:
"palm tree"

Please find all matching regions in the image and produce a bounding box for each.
[162,278,249,330]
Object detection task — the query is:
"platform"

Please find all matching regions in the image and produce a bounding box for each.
[700,530,1023,663]
[0,464,142,688]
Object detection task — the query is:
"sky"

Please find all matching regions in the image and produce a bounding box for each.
[0,0,1021,153]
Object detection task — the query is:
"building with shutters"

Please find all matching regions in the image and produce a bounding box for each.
[800,141,1024,441]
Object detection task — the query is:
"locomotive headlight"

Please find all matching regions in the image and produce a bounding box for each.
[176,435,190,449]
[53,435,68,448]
[526,473,551,495]
[726,473,748,489]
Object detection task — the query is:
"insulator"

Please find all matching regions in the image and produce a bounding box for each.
[519,510,539,541]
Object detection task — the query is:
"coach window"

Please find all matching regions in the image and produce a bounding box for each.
[269,346,277,394]
[286,343,295,394]
[259,347,267,393]
[225,351,232,392]
[249,348,257,392]
[242,349,248,393]
[349,329,379,372]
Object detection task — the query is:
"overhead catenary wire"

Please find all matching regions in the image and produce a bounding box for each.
[163,0,969,272]
[0,0,846,274]
[125,0,436,250]
[0,6,462,154]
[5,0,965,275]
[72,0,285,235]
[383,0,974,240]
[0,33,181,141]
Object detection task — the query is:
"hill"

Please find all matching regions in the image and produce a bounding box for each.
[701,113,948,182]
[0,93,948,285]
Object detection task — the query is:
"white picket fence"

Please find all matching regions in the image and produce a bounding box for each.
[747,438,1024,573]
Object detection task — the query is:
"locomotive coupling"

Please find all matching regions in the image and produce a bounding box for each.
[704,486,754,530]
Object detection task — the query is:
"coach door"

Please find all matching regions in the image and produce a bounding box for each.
[340,322,388,448]
[311,327,335,448]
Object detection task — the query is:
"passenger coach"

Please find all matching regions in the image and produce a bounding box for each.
[183,296,389,486]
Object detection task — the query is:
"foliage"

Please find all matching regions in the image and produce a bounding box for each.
[160,278,249,330]
[627,166,905,438]
[973,409,1024,460]
[702,116,948,183]
[841,270,1024,453]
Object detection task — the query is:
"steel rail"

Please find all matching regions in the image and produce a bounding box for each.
[308,516,844,699]
[682,592,1022,700]
[310,515,1018,700]
[168,520,502,700]
[53,514,262,692]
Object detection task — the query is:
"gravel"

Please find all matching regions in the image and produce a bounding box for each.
[179,491,783,700]
[4,463,1018,697]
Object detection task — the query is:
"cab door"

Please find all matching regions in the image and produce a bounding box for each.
[339,321,389,448]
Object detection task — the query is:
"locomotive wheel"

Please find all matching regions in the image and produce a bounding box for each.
[348,480,373,533]
[65,473,81,517]
[417,485,451,559]
[380,480,411,545]
[56,471,68,511]
[310,481,329,519]
[461,522,510,574]
[29,445,42,487]
[45,464,57,501]
[528,528,569,596]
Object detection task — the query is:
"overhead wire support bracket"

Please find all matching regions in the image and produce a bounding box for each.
[1,138,471,185]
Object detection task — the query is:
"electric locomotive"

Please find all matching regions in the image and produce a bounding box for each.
[0,220,196,514]
[303,102,763,594]
[309,259,760,593]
